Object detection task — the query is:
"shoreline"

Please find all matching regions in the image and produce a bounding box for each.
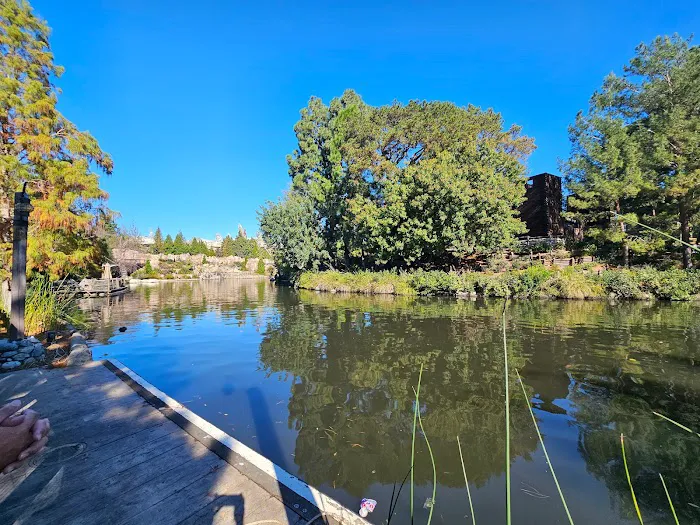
[296,268,700,302]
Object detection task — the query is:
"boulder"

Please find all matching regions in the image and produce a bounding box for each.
[66,345,92,366]
[31,345,45,358]
[0,340,18,352]
[1,361,21,370]
[23,357,37,367]
[1,350,18,358]
[13,353,29,361]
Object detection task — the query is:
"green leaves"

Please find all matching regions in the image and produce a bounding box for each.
[275,90,534,273]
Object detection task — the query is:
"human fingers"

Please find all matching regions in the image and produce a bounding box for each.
[0,414,26,427]
[0,400,22,424]
[32,419,50,441]
[18,436,48,461]
[18,409,39,431]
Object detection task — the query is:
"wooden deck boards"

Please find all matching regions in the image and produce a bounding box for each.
[0,362,316,525]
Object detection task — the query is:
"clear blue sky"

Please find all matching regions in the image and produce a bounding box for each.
[31,0,699,240]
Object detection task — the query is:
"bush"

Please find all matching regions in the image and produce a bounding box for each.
[256,258,266,275]
[131,260,159,279]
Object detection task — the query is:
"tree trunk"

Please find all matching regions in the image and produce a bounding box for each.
[680,201,693,269]
[616,202,629,267]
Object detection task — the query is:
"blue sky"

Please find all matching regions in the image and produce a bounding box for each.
[32,0,699,240]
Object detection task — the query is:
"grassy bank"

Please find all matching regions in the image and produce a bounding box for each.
[298,267,700,301]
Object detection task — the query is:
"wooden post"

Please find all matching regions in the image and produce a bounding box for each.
[9,190,32,340]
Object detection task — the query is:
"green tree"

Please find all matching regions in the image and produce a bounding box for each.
[258,192,328,278]
[1,1,113,280]
[163,234,174,254]
[285,90,535,270]
[153,228,163,254]
[256,257,266,275]
[173,231,187,254]
[220,234,234,257]
[565,35,700,268]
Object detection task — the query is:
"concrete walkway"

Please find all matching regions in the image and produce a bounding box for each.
[0,362,352,525]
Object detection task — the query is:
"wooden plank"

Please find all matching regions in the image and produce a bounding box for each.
[0,419,183,512]
[140,464,306,525]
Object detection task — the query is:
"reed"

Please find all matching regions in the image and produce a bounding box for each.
[515,369,575,524]
[658,473,679,525]
[410,364,424,524]
[457,435,476,525]
[620,433,644,524]
[652,410,700,438]
[502,302,511,525]
[415,386,437,525]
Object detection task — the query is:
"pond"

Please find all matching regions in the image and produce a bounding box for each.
[83,279,700,525]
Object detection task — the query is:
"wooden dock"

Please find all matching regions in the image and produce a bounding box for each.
[0,362,364,525]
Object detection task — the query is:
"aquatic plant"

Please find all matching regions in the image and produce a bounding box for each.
[502,303,511,525]
[652,411,700,438]
[515,369,574,524]
[410,364,424,523]
[658,473,679,525]
[457,435,476,525]
[415,385,437,525]
[620,433,644,524]
[25,275,85,334]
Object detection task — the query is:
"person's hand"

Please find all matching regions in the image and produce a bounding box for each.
[0,401,50,474]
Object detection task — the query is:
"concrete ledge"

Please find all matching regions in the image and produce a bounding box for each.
[103,358,369,525]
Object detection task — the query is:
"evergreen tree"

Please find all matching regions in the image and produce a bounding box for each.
[173,231,187,254]
[153,227,164,253]
[163,234,174,254]
[1,1,113,280]
[565,35,700,268]
[221,235,235,256]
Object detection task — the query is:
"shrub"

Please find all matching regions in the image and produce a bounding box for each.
[256,258,266,275]
[601,270,644,299]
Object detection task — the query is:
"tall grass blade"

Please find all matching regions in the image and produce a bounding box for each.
[658,473,679,525]
[621,433,644,524]
[515,370,574,525]
[614,212,700,253]
[410,364,424,524]
[414,386,437,525]
[502,302,511,525]
[457,435,476,525]
[653,411,700,438]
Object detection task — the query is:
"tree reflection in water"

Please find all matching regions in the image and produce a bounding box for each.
[86,282,700,524]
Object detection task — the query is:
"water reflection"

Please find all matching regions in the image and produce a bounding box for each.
[86,281,700,524]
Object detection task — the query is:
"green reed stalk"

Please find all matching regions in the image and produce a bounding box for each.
[457,436,476,525]
[621,433,644,525]
[415,387,437,525]
[653,411,700,438]
[410,364,424,524]
[502,302,511,525]
[515,369,574,525]
[658,473,679,525]
[613,212,700,253]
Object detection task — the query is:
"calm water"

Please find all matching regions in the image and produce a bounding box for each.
[82,279,700,525]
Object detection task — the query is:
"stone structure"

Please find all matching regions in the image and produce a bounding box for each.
[519,172,564,238]
[0,336,46,371]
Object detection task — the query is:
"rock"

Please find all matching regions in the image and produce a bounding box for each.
[66,344,92,366]
[2,350,18,358]
[1,361,21,370]
[18,339,32,348]
[31,345,45,358]
[23,357,37,367]
[14,353,29,361]
[0,340,18,352]
[70,332,87,346]
[27,336,40,344]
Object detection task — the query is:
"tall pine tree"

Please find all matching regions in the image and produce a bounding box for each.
[1,1,113,280]
[153,227,163,253]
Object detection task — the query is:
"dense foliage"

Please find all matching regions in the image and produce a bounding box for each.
[298,267,700,301]
[564,35,700,268]
[1,0,113,280]
[260,90,534,278]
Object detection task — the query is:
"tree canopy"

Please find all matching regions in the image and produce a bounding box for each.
[564,35,699,268]
[260,90,534,277]
[1,0,113,280]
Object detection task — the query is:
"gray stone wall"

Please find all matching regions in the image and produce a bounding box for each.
[0,337,46,371]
